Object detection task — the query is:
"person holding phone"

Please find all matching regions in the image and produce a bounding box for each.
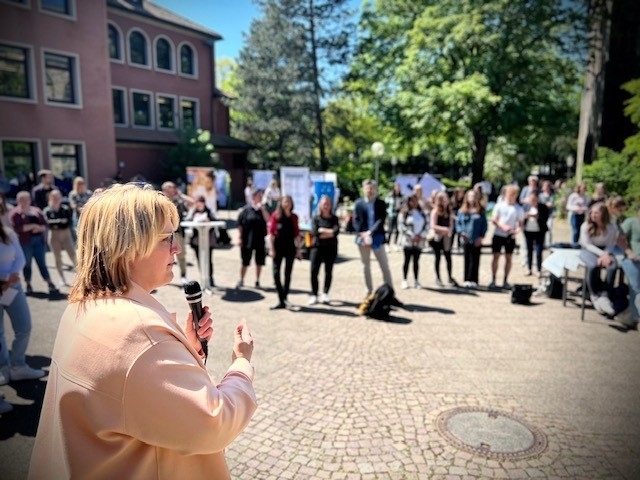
[29,183,257,479]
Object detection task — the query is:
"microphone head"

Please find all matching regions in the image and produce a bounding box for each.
[183,280,202,296]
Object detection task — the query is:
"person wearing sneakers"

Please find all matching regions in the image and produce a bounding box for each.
[489,185,524,290]
[579,202,619,317]
[455,189,487,289]
[43,189,77,287]
[0,221,46,385]
[9,191,59,295]
[308,195,340,305]
[428,191,458,287]
[398,194,428,289]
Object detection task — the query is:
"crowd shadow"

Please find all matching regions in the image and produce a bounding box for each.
[402,303,456,315]
[220,288,265,303]
[0,355,50,439]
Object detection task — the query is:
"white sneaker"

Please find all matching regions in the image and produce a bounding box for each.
[401,280,409,289]
[596,295,615,316]
[414,280,422,289]
[9,365,45,382]
[308,295,317,305]
[320,293,330,304]
[591,295,604,314]
[0,366,9,386]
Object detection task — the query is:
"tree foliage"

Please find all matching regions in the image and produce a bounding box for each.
[232,0,355,171]
[164,129,215,181]
[348,0,586,185]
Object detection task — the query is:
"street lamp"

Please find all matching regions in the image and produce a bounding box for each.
[371,141,384,185]
[390,156,398,178]
[566,154,575,183]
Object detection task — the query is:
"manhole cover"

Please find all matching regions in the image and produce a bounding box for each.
[436,407,547,460]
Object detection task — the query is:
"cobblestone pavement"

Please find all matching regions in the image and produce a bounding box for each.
[1,217,638,479]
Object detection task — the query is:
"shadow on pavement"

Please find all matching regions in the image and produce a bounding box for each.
[403,304,455,315]
[220,289,265,303]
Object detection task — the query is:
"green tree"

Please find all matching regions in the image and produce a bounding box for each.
[349,0,586,185]
[163,129,215,181]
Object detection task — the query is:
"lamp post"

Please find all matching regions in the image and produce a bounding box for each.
[566,154,575,183]
[390,156,398,178]
[371,141,384,185]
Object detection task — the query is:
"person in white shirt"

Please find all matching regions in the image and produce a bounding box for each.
[489,185,524,289]
[566,183,588,245]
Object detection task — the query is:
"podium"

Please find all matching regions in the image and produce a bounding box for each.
[180,220,226,292]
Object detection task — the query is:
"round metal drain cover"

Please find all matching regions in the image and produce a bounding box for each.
[436,407,547,460]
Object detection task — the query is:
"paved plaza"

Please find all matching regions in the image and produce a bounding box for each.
[0,217,638,479]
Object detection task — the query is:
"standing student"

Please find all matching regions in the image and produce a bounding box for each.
[353,179,393,296]
[236,189,270,289]
[43,189,76,286]
[161,181,194,285]
[456,189,487,288]
[68,176,93,229]
[398,195,428,289]
[185,196,217,288]
[385,182,403,248]
[263,178,281,214]
[489,185,524,289]
[522,191,549,277]
[9,191,59,295]
[619,205,640,329]
[538,180,555,247]
[267,195,302,309]
[31,169,55,210]
[29,183,256,479]
[429,191,457,287]
[308,195,339,305]
[566,183,588,245]
[0,224,46,386]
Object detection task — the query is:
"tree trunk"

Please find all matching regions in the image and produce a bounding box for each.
[471,130,488,187]
[308,0,327,171]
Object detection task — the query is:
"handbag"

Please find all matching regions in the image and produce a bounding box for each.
[511,284,533,304]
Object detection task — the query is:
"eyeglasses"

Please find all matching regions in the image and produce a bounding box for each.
[160,232,175,250]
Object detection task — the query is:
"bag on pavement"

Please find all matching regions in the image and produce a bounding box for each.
[511,284,533,304]
[358,283,403,320]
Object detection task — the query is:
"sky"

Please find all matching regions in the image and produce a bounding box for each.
[153,0,361,61]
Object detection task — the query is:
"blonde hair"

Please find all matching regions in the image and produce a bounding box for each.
[69,183,178,302]
[72,176,86,193]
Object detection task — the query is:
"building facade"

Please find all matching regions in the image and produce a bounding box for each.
[0,0,251,204]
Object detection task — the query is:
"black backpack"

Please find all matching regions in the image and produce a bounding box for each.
[360,284,403,320]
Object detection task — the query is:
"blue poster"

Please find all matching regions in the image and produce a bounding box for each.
[311,181,335,216]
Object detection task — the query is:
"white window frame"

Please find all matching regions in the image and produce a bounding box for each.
[0,137,41,180]
[39,0,76,20]
[47,138,86,180]
[130,89,154,129]
[153,35,175,74]
[41,47,82,108]
[156,93,177,131]
[108,21,124,64]
[127,28,151,70]
[179,96,199,130]
[0,40,37,104]
[112,86,128,127]
[177,41,198,79]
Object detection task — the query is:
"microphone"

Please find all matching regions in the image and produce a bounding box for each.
[183,280,208,362]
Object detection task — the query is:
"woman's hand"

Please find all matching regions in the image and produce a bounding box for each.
[295,249,303,260]
[232,320,253,363]
[184,306,213,353]
[598,254,614,267]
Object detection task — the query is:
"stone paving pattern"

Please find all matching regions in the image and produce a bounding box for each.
[0,216,638,479]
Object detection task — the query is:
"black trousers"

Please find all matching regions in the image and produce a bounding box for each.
[273,251,295,302]
[310,245,337,296]
[463,244,481,283]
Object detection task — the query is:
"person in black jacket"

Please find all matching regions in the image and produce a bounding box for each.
[352,179,393,296]
[522,190,549,277]
[43,189,76,286]
[308,195,340,305]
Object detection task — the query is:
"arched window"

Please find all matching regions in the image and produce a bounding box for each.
[180,44,194,75]
[129,31,148,66]
[155,37,172,71]
[108,24,121,60]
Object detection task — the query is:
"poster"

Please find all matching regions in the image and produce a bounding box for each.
[186,166,229,214]
[311,181,335,216]
[280,166,311,230]
[252,170,276,191]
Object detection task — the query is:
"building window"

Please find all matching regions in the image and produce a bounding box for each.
[155,37,172,71]
[132,91,152,127]
[0,44,31,99]
[157,95,176,129]
[180,98,197,130]
[50,142,81,183]
[112,88,127,125]
[40,0,72,16]
[179,44,194,75]
[108,24,122,61]
[1,141,37,196]
[44,51,78,104]
[129,31,148,66]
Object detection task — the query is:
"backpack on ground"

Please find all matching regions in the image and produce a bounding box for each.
[358,284,403,320]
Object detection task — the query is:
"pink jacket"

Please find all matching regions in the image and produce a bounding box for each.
[29,283,256,480]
